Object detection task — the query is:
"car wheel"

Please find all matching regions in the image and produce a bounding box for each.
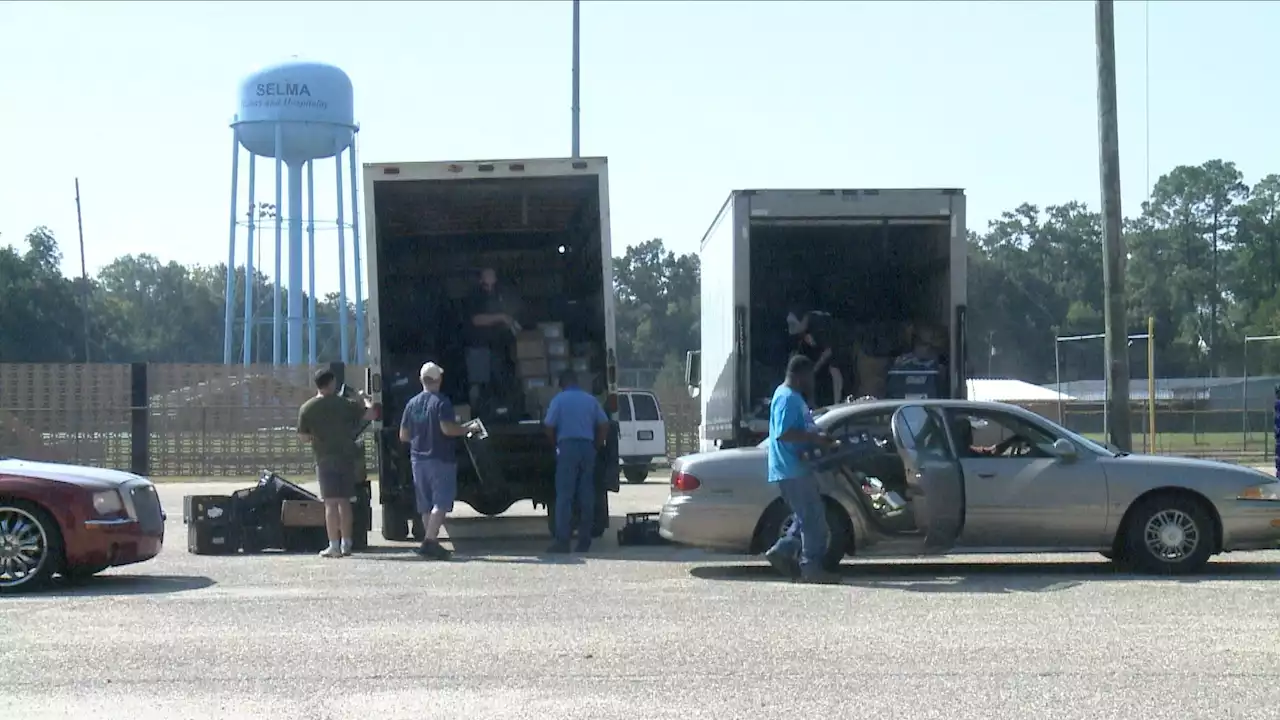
[381,504,409,542]
[1122,493,1215,575]
[0,500,63,594]
[623,467,649,485]
[761,498,851,573]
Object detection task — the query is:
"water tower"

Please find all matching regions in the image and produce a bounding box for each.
[222,59,366,366]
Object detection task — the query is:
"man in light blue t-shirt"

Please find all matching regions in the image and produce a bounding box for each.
[765,354,840,583]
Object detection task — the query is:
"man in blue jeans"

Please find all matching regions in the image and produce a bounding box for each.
[764,354,842,584]
[544,369,609,554]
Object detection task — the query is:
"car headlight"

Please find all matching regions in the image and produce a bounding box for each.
[1239,483,1280,501]
[91,490,126,516]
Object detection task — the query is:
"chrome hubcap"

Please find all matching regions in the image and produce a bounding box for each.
[1143,509,1199,562]
[0,507,49,587]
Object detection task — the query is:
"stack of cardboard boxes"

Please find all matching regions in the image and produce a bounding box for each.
[516,322,595,419]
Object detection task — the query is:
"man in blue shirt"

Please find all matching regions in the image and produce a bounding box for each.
[399,362,474,560]
[544,369,609,554]
[765,354,841,583]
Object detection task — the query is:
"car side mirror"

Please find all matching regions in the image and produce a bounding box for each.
[1052,438,1077,462]
[685,350,701,399]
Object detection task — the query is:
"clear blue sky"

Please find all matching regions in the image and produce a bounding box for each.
[2,0,1278,294]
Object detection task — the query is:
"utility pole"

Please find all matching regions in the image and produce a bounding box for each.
[571,0,581,158]
[1096,0,1132,452]
[74,178,92,363]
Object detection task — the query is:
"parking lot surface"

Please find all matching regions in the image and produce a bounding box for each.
[3,474,1279,719]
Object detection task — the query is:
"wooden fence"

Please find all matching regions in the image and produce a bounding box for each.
[0,363,703,477]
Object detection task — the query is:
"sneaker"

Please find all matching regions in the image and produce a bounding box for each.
[764,547,800,580]
[799,567,843,585]
[340,543,353,557]
[546,541,571,555]
[318,546,342,559]
[414,541,453,561]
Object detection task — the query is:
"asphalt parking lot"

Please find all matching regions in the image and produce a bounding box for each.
[4,474,1280,720]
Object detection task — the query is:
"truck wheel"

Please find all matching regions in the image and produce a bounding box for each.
[467,494,515,517]
[623,466,649,484]
[381,504,409,542]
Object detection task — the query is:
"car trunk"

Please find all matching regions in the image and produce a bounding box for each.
[746,220,952,406]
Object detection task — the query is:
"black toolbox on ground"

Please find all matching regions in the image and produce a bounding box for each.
[184,495,238,555]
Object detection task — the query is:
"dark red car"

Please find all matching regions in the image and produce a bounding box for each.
[0,458,166,593]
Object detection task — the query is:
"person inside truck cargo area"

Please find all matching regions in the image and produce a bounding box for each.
[889,324,949,398]
[763,354,841,584]
[296,368,376,559]
[466,267,520,416]
[543,369,609,554]
[787,310,854,407]
[399,362,476,561]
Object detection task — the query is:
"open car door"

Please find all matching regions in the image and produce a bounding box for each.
[890,404,965,552]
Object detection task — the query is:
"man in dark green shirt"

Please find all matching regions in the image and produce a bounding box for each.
[297,368,376,558]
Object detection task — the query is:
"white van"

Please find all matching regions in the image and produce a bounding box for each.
[617,389,667,484]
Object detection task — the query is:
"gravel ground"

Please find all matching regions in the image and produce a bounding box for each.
[3,476,1280,720]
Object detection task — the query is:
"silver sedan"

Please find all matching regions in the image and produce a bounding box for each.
[658,399,1280,574]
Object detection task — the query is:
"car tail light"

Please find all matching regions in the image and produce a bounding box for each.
[671,471,701,492]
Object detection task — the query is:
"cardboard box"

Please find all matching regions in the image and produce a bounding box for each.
[549,357,569,375]
[455,404,472,423]
[546,338,569,358]
[856,351,891,399]
[538,322,565,340]
[523,376,551,391]
[570,356,590,373]
[525,386,561,418]
[281,499,327,528]
[518,357,550,379]
[516,331,546,360]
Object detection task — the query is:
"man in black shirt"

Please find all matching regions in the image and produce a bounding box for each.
[465,267,519,413]
[786,310,853,407]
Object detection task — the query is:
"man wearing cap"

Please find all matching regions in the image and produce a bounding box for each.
[399,362,474,560]
[297,368,377,558]
[544,369,609,554]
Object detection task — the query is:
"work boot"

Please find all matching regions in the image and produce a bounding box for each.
[764,546,800,580]
[546,541,571,555]
[799,566,843,585]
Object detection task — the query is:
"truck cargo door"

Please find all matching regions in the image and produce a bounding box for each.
[954,304,968,400]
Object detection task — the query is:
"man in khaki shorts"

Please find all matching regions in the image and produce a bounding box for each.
[297,368,376,558]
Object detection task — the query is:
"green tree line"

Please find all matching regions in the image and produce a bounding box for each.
[4,158,1278,385]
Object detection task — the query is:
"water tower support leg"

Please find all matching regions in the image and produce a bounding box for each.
[223,131,240,365]
[307,160,317,365]
[348,141,365,365]
[242,155,257,366]
[335,147,350,364]
[272,124,284,366]
[287,161,305,365]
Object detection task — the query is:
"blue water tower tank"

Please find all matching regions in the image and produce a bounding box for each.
[233,60,355,164]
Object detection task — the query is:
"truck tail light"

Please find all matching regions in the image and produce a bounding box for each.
[671,471,700,492]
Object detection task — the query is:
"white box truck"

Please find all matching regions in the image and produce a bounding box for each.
[362,157,622,540]
[687,188,969,450]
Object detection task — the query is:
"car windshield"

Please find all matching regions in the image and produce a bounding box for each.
[1032,416,1115,456]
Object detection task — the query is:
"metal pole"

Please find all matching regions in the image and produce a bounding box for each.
[222,137,239,365]
[335,145,350,364]
[74,178,91,363]
[1147,316,1156,451]
[1243,337,1249,452]
[307,160,317,365]
[242,157,257,365]
[272,124,284,366]
[348,138,366,365]
[571,0,581,158]
[1055,337,1063,423]
[286,161,305,365]
[1096,0,1132,452]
